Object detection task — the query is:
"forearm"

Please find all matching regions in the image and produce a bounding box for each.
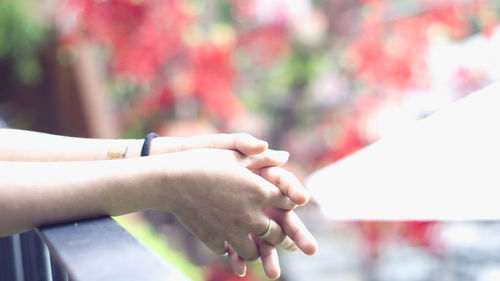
[0,157,172,237]
[0,129,188,161]
[0,129,146,161]
[0,129,265,161]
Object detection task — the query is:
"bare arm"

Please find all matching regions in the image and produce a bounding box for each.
[0,149,317,280]
[0,129,273,161]
[0,130,316,279]
[0,156,164,236]
[0,148,314,247]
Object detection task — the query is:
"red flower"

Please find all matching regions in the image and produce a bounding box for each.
[189,43,244,120]
[238,25,288,66]
[61,0,192,83]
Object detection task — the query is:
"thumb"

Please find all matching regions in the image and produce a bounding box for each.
[240,149,290,170]
[233,133,269,155]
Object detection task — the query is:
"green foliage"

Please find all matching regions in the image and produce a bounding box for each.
[0,0,47,85]
[238,46,331,129]
[113,216,205,281]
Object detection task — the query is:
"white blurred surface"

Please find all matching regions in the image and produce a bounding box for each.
[307,81,500,220]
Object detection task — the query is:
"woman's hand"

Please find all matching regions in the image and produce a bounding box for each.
[225,206,319,280]
[0,130,275,162]
[0,129,316,279]
[156,149,294,260]
[151,133,273,157]
[149,148,317,279]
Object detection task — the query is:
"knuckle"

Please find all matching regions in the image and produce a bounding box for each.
[278,227,288,242]
[277,173,286,187]
[270,229,287,246]
[262,151,273,162]
[280,175,293,194]
[252,186,268,202]
[281,198,296,210]
[235,211,255,229]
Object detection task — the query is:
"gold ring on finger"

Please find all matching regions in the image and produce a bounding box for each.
[257,217,272,239]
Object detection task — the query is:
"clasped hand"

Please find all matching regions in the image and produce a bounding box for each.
[0,130,317,279]
[153,134,318,279]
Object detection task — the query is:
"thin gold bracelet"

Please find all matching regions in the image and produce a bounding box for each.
[107,142,129,160]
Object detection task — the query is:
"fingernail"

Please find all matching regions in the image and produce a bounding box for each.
[255,257,262,263]
[250,136,267,147]
[274,268,281,280]
[257,140,268,147]
[237,268,247,277]
[275,150,290,162]
[298,188,311,206]
[307,238,319,255]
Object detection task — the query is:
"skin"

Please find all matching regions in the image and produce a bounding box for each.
[0,129,283,161]
[0,129,318,279]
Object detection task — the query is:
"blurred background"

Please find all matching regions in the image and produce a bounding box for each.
[2,0,500,280]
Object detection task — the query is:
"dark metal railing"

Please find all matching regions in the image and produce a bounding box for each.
[0,216,192,281]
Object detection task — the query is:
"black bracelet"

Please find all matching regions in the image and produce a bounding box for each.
[141,132,159,157]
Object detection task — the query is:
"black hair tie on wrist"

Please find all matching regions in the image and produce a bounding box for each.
[141,132,159,157]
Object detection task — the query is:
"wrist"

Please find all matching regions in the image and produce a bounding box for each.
[148,136,186,155]
[137,153,189,213]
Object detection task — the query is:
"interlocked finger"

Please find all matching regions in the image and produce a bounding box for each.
[255,217,272,239]
[280,236,298,251]
[208,133,268,156]
[255,239,281,280]
[240,149,289,170]
[259,166,310,206]
[253,217,298,251]
[227,232,260,261]
[263,207,318,255]
[227,243,247,277]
